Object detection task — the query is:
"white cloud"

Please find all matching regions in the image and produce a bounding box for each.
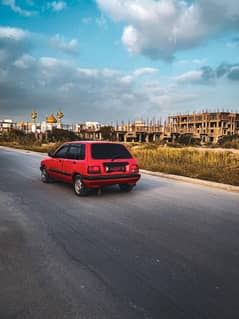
[177,58,208,66]
[0,27,32,64]
[231,66,239,72]
[48,1,67,12]
[75,68,121,79]
[175,70,203,84]
[39,57,72,70]
[76,68,99,78]
[100,68,121,77]
[119,75,133,84]
[49,34,79,55]
[122,25,141,55]
[96,0,239,60]
[2,0,35,16]
[133,67,158,77]
[13,54,36,69]
[0,26,28,40]
[175,66,216,84]
[192,59,208,65]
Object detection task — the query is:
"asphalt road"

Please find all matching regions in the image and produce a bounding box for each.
[0,147,239,319]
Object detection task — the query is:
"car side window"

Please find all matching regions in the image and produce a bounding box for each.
[67,144,85,160]
[54,145,69,158]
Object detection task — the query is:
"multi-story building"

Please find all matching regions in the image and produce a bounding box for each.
[17,121,35,133]
[74,122,102,140]
[168,112,239,143]
[116,120,164,142]
[75,121,101,131]
[0,119,17,134]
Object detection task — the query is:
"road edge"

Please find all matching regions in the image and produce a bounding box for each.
[1,145,239,193]
[0,145,47,156]
[140,169,239,193]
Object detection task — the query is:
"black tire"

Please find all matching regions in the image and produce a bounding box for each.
[73,176,88,196]
[119,183,134,193]
[41,167,51,183]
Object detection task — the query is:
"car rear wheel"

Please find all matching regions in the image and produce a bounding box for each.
[41,167,51,183]
[74,176,88,196]
[119,183,134,192]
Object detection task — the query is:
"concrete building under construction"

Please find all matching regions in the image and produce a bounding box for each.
[168,112,239,143]
[115,120,164,142]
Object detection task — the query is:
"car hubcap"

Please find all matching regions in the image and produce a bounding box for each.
[75,179,83,194]
[41,169,47,181]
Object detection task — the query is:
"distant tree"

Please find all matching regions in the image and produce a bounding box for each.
[6,129,25,141]
[177,134,201,146]
[0,129,36,144]
[47,128,79,142]
[100,126,116,141]
[218,135,239,149]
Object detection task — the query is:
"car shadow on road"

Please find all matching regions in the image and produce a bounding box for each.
[38,177,159,198]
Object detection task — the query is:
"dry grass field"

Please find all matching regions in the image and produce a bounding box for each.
[129,144,239,186]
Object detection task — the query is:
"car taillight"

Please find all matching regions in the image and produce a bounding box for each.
[131,164,139,173]
[88,165,101,174]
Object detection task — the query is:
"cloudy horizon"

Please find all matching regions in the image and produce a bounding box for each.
[0,0,239,124]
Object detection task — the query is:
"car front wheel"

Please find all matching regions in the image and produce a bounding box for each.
[74,176,88,196]
[119,183,134,192]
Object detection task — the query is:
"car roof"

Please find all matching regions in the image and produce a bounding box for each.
[64,141,122,144]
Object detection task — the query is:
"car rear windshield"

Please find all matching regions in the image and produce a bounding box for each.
[91,143,132,160]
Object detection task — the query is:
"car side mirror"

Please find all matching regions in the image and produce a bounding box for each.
[48,151,55,157]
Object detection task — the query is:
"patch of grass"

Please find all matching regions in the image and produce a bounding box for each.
[0,141,60,153]
[130,145,239,186]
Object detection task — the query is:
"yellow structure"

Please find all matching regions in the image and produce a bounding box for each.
[31,110,37,123]
[31,110,38,133]
[57,110,64,121]
[56,110,64,128]
[46,114,57,124]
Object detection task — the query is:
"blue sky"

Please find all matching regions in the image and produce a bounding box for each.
[0,0,239,123]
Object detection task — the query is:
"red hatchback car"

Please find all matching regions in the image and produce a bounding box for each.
[40,141,141,196]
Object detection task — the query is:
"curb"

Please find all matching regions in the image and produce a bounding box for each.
[0,145,47,157]
[140,169,239,194]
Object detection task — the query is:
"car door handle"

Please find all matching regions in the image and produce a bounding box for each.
[72,161,77,164]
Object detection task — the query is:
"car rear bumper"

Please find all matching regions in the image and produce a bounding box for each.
[82,173,141,188]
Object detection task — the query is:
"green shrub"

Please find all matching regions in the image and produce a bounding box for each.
[218,135,239,149]
[47,128,79,142]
